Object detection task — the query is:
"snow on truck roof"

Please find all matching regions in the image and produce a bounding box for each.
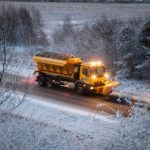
[35,52,76,61]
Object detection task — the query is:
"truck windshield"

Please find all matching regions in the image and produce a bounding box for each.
[90,67,105,77]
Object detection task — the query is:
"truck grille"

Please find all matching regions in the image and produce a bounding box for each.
[94,81,104,87]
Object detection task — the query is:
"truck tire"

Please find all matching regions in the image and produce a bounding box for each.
[38,75,46,87]
[47,79,54,88]
[76,83,85,95]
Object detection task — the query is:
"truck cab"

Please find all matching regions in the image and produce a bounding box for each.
[75,62,114,95]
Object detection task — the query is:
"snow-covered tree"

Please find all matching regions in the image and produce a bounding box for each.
[31,7,48,46]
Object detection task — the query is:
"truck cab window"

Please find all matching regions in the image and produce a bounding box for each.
[90,67,105,77]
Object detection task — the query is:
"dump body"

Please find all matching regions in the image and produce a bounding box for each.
[33,52,82,78]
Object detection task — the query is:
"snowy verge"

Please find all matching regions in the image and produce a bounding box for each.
[1,91,116,133]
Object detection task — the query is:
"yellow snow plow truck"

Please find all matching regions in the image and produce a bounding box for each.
[33,52,119,95]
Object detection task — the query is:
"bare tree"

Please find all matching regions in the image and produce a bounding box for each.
[0,3,32,116]
[0,4,9,84]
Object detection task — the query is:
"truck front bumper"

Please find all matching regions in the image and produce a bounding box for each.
[87,81,120,95]
[94,85,112,95]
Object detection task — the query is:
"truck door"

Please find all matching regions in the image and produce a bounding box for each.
[80,66,90,84]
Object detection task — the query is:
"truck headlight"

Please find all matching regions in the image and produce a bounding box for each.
[104,73,110,80]
[92,74,97,80]
[90,86,94,90]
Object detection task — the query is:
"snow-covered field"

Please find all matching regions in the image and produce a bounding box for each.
[2,2,150,37]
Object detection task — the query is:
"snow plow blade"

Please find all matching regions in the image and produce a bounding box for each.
[110,81,120,87]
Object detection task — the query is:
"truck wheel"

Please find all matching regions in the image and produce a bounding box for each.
[47,79,53,88]
[76,83,85,95]
[38,75,46,87]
